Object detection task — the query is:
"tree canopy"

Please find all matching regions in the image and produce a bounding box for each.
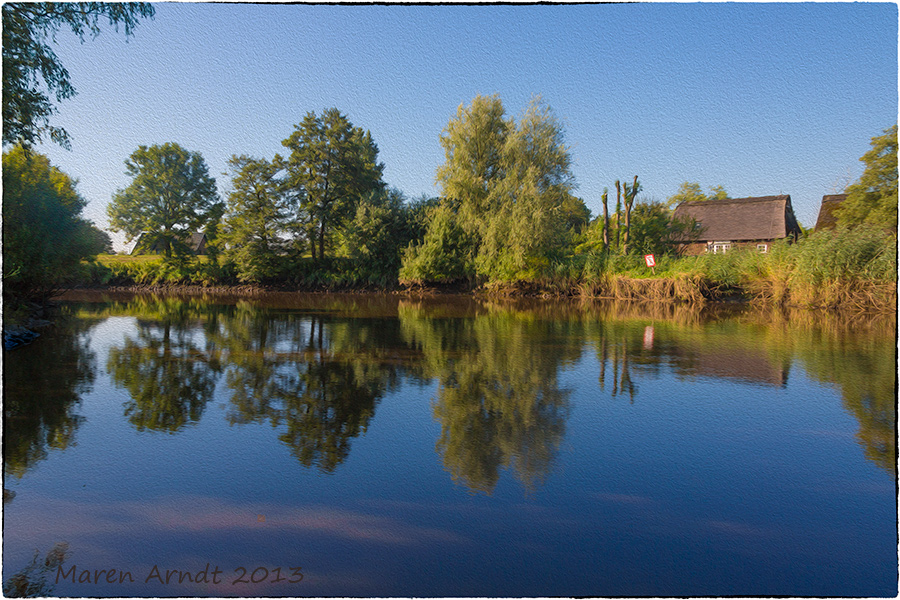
[3,145,105,299]
[666,181,729,207]
[420,94,582,281]
[838,124,898,230]
[107,143,220,259]
[2,2,154,148]
[281,108,385,262]
[220,155,291,282]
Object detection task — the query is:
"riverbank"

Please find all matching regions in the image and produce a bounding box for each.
[62,270,896,312]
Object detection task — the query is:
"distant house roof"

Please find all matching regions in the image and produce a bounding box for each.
[672,195,801,242]
[814,194,847,231]
[131,232,208,255]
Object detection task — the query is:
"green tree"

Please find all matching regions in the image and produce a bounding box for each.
[2,2,154,148]
[339,188,419,285]
[220,155,291,282]
[561,192,591,234]
[477,99,577,279]
[627,201,698,257]
[281,108,385,263]
[2,146,101,300]
[621,176,641,254]
[838,124,898,230]
[399,202,472,284]
[84,224,113,254]
[666,181,730,208]
[429,95,577,281]
[107,143,220,260]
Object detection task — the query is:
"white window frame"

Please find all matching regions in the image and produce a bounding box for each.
[710,242,732,254]
[757,243,768,253]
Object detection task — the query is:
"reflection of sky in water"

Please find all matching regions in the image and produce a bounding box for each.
[3,298,896,597]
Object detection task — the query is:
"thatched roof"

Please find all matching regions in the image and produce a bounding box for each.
[814,194,846,231]
[131,232,208,255]
[673,195,801,241]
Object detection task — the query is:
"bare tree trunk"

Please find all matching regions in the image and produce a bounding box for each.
[623,176,639,256]
[318,219,327,263]
[601,189,610,252]
[614,180,622,253]
[308,223,318,262]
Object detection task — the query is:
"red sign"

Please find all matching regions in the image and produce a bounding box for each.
[644,254,656,267]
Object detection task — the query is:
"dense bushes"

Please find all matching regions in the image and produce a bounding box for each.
[3,146,108,303]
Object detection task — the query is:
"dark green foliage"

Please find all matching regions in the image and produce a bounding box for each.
[84,225,113,255]
[107,143,220,261]
[220,155,291,283]
[838,124,898,230]
[339,188,420,286]
[2,2,154,148]
[561,193,591,234]
[2,146,102,300]
[281,108,385,262]
[399,203,473,284]
[626,201,698,257]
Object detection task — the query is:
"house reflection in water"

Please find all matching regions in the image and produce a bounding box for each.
[674,345,789,388]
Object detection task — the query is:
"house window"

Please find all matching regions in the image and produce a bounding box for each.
[710,242,732,254]
[757,244,768,253]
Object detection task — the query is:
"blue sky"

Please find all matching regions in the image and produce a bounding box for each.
[31,2,898,250]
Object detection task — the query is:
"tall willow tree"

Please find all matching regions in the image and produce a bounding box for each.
[435,94,509,243]
[477,99,577,279]
[281,108,384,263]
[420,94,582,282]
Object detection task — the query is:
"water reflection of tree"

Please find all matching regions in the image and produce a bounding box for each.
[3,542,70,597]
[4,316,97,478]
[401,306,577,494]
[107,298,220,432]
[213,304,403,472]
[761,310,897,475]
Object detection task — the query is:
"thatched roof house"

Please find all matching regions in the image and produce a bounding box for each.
[131,232,208,255]
[814,194,846,231]
[673,195,802,255]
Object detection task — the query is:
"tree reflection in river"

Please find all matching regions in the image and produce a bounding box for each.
[4,311,97,478]
[401,302,578,494]
[107,296,221,432]
[211,303,404,472]
[2,542,70,597]
[64,292,897,481]
[754,309,896,474]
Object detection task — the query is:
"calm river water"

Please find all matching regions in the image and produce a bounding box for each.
[3,292,896,597]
